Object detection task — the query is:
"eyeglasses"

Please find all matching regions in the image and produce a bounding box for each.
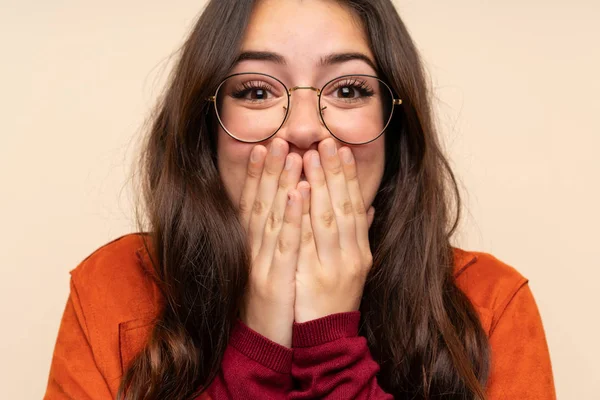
[207,72,402,145]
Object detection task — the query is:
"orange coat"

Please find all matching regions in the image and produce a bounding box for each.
[44,234,556,399]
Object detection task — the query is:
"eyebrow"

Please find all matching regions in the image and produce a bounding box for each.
[234,51,378,72]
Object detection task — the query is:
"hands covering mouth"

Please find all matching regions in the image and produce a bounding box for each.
[238,137,375,347]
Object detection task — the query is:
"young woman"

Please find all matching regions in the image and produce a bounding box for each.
[44,0,556,399]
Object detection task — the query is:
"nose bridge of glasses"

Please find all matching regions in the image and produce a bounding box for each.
[281,85,326,132]
[288,86,321,96]
[286,86,325,114]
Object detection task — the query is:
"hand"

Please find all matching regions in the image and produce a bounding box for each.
[295,138,375,323]
[238,138,305,347]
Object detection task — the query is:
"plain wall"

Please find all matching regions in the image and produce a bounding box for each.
[1,1,598,398]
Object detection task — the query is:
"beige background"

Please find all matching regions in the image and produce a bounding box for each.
[1,0,598,398]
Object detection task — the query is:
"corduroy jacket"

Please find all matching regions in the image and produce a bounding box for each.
[44,233,556,399]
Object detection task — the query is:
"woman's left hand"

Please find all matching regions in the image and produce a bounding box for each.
[295,138,375,323]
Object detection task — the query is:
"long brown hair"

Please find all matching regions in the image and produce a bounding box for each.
[118,0,490,398]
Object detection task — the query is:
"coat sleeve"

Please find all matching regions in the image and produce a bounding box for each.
[486,281,556,399]
[44,278,113,399]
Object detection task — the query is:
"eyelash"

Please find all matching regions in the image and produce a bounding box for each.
[231,81,274,100]
[330,78,375,98]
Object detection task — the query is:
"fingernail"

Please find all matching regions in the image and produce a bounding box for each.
[270,141,281,156]
[312,152,321,167]
[251,147,260,163]
[326,141,337,156]
[285,155,293,170]
[342,148,353,164]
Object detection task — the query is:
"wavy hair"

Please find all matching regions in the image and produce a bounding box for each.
[117,0,490,398]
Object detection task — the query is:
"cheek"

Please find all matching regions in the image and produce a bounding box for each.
[217,129,253,204]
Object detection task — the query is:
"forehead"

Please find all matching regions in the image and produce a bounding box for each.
[236,0,376,77]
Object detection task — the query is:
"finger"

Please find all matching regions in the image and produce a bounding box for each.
[270,188,303,280]
[297,181,317,275]
[304,149,339,260]
[298,181,311,215]
[297,181,315,250]
[239,145,267,233]
[338,146,370,255]
[248,139,288,259]
[318,139,356,252]
[260,151,302,259]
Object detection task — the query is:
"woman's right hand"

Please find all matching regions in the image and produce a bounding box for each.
[238,138,308,348]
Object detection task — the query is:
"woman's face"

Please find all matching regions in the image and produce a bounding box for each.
[217,0,385,210]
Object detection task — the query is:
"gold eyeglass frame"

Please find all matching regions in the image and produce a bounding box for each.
[207,72,403,145]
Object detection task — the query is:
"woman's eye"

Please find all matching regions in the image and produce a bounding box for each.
[335,86,358,98]
[231,84,274,101]
[235,88,270,100]
[247,88,269,100]
[330,82,374,100]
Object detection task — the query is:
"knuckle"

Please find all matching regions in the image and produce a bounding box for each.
[349,269,363,281]
[329,162,344,176]
[320,210,335,228]
[239,197,251,214]
[267,209,282,231]
[247,167,261,179]
[252,199,265,215]
[248,260,267,282]
[353,200,367,216]
[276,236,292,254]
[301,230,313,245]
[340,199,353,216]
[320,272,339,288]
[278,179,291,190]
[312,177,327,189]
[264,164,280,177]
[344,260,363,279]
[346,169,359,182]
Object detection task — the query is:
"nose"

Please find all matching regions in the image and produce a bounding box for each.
[275,87,330,152]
